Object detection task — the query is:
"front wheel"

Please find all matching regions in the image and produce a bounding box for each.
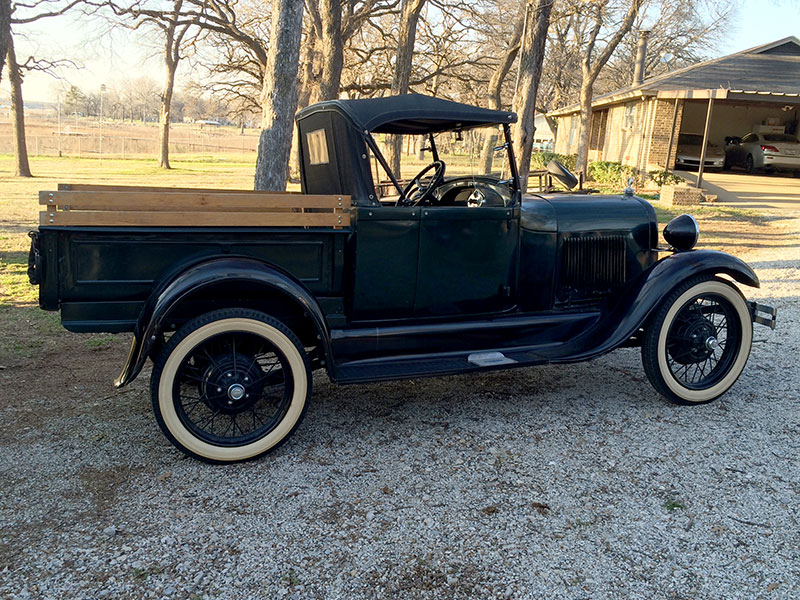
[642,276,752,405]
[150,308,312,462]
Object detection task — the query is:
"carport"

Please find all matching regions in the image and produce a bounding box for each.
[667,92,800,187]
[548,36,800,186]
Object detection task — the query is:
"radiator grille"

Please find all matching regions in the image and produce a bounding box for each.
[560,235,626,298]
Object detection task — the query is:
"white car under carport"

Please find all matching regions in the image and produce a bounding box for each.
[724,132,800,174]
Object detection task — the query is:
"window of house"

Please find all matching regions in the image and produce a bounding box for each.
[568,116,578,147]
[306,128,330,165]
[622,103,636,130]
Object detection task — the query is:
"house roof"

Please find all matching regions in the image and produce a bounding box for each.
[548,36,800,117]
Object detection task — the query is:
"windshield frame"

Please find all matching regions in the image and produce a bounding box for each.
[364,123,521,205]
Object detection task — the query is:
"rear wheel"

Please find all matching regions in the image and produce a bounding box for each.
[150,308,312,462]
[745,154,755,174]
[642,276,752,405]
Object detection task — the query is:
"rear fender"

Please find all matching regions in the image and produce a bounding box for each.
[554,249,759,361]
[115,257,332,388]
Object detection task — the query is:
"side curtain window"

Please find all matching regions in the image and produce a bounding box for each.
[306,129,330,165]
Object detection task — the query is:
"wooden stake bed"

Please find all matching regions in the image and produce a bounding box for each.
[40,184,351,228]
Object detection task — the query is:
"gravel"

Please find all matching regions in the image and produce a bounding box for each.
[1,227,798,599]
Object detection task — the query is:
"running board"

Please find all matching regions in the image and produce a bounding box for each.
[333,350,545,384]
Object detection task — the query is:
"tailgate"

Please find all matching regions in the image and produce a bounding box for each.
[28,228,60,310]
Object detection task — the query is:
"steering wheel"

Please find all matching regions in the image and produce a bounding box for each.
[400,161,446,206]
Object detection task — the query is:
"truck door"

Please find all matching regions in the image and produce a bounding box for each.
[350,206,421,321]
[414,206,519,316]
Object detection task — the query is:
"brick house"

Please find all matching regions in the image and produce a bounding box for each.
[547,37,800,172]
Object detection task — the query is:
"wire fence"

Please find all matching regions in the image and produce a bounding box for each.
[0,134,260,160]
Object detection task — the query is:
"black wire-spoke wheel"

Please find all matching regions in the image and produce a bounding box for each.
[642,276,752,405]
[151,309,312,462]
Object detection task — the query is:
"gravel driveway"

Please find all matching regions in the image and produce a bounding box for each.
[1,223,798,600]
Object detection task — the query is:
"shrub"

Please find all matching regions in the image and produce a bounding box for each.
[587,161,637,188]
[649,170,685,186]
[530,151,577,172]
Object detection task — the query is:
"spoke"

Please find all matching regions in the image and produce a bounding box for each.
[180,372,211,386]
[202,348,223,373]
[198,410,219,432]
[232,336,237,377]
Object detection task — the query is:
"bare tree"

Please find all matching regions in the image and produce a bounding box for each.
[597,0,731,92]
[6,35,29,176]
[100,0,199,168]
[253,0,304,190]
[6,0,83,177]
[309,0,342,101]
[479,5,525,173]
[0,0,10,79]
[511,0,553,190]
[386,0,425,176]
[574,0,643,176]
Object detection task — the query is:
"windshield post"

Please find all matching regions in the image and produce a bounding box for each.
[503,124,522,199]
[428,133,440,162]
[363,131,406,201]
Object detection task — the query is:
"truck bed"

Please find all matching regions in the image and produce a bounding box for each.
[33,185,351,332]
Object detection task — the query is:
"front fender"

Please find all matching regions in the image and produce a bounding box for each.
[551,249,759,362]
[114,257,332,388]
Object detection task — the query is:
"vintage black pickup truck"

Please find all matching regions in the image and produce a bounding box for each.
[29,94,777,462]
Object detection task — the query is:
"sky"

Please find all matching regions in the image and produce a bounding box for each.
[6,0,800,104]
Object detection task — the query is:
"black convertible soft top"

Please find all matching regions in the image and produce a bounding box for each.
[296,93,517,135]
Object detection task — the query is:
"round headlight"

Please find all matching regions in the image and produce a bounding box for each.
[663,214,699,251]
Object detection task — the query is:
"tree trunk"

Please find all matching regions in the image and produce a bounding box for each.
[290,27,317,180]
[387,0,425,178]
[0,0,10,82]
[317,0,342,101]
[254,0,304,191]
[511,0,553,191]
[575,77,593,179]
[574,0,643,177]
[480,9,525,174]
[8,37,31,177]
[159,61,178,169]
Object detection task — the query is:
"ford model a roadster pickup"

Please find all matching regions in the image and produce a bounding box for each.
[29,94,777,463]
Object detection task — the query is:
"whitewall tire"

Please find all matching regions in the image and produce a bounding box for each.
[150,309,312,462]
[642,276,752,405]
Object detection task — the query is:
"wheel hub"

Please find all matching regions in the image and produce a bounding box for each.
[669,316,717,364]
[227,383,246,401]
[200,352,266,414]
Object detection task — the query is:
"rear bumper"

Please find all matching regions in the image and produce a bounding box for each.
[748,301,777,329]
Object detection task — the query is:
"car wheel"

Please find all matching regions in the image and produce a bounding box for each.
[745,154,755,174]
[150,308,312,463]
[642,276,752,405]
[722,155,730,171]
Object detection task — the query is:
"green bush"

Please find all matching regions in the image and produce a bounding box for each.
[587,161,637,188]
[529,152,577,172]
[648,169,685,186]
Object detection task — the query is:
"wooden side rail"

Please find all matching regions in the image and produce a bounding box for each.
[40,187,351,228]
[57,183,296,194]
